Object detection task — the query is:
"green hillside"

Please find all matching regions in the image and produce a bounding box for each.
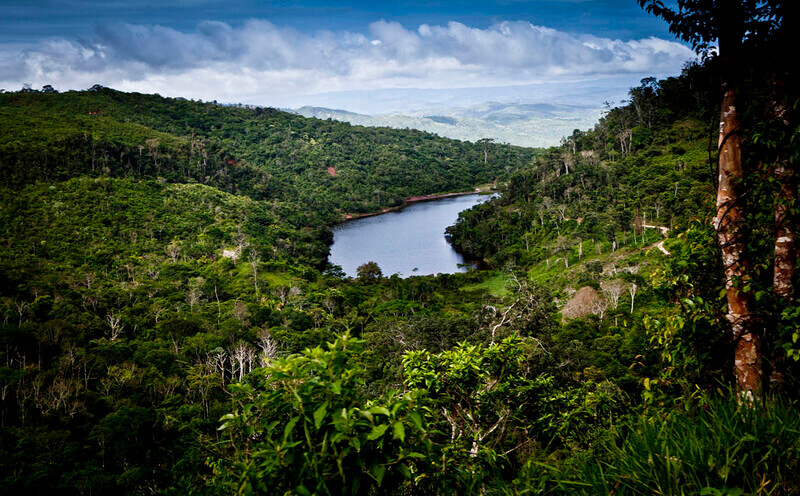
[447,66,718,269]
[1,51,799,495]
[1,87,537,217]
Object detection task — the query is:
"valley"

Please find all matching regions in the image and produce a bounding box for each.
[1,21,799,494]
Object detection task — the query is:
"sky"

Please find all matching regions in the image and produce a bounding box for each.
[0,0,694,114]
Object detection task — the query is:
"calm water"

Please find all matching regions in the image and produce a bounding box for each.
[330,194,494,278]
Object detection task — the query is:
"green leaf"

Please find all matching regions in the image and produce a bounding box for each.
[368,406,391,417]
[366,424,389,441]
[408,412,423,431]
[284,416,299,442]
[392,421,405,442]
[313,404,328,430]
[369,463,386,485]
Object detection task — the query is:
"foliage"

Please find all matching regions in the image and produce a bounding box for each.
[447,63,718,271]
[536,394,800,495]
[216,334,629,495]
[1,40,799,495]
[356,261,384,283]
[403,336,550,491]
[0,87,537,217]
[643,219,728,395]
[215,334,431,495]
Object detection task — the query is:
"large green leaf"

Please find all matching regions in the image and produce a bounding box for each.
[366,424,389,441]
[313,403,328,430]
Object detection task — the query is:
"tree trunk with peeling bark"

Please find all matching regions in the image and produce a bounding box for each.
[637,0,795,402]
[771,67,797,302]
[773,162,796,300]
[713,86,762,399]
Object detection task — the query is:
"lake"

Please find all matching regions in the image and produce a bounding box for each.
[329,193,494,278]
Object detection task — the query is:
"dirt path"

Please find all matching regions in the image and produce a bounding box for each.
[642,224,670,256]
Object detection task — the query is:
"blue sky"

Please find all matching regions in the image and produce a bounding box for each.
[2,0,674,41]
[0,0,693,114]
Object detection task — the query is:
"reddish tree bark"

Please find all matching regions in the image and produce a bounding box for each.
[713,87,761,399]
[638,0,794,401]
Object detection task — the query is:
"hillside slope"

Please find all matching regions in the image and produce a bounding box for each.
[447,65,719,270]
[1,87,538,218]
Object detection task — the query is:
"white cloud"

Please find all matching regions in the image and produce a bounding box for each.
[0,19,694,110]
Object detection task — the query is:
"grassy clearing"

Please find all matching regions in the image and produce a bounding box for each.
[461,273,511,297]
[262,271,298,289]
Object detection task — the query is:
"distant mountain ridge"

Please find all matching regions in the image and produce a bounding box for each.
[290,102,603,148]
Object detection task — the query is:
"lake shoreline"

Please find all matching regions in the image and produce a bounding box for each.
[342,189,495,222]
[330,192,496,277]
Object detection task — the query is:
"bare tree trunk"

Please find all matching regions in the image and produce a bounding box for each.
[770,65,797,301]
[773,163,796,300]
[713,87,761,399]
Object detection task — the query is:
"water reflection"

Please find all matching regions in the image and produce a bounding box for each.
[329,194,493,278]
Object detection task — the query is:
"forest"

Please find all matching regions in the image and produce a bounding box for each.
[1,1,799,495]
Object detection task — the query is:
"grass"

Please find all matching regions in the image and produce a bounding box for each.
[527,394,800,495]
[262,271,299,289]
[525,230,666,293]
[461,273,511,297]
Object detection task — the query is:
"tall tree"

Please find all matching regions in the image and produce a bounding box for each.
[767,3,799,301]
[638,0,791,399]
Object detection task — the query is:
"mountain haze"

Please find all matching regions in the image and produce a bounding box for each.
[291,101,603,148]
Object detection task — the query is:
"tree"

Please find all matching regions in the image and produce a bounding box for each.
[591,297,609,320]
[105,313,125,341]
[357,261,383,282]
[248,248,260,294]
[255,329,280,364]
[165,240,180,263]
[600,279,627,310]
[638,0,793,399]
[629,77,659,128]
[555,236,572,268]
[477,138,494,165]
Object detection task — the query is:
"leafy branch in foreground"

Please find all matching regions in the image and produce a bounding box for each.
[214,334,432,496]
